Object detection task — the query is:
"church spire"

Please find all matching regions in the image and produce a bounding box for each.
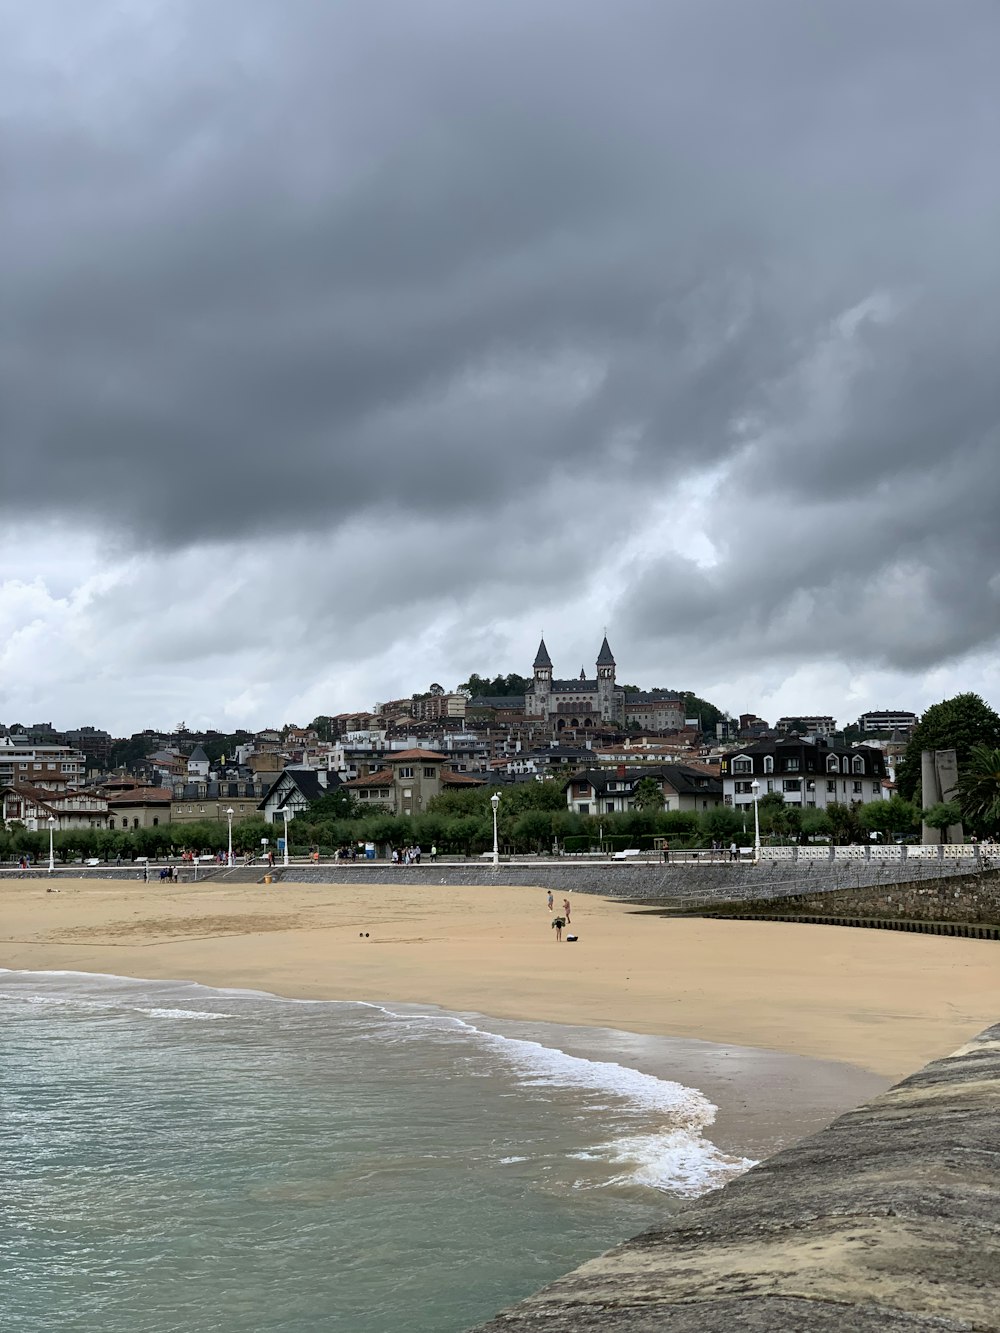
[533,637,553,669]
[596,634,615,667]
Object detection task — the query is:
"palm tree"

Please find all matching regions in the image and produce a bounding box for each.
[957,745,1000,831]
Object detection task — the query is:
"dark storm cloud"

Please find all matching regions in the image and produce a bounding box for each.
[4,0,1000,679]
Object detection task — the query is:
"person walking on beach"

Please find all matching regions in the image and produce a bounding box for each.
[546,891,554,911]
[562,897,571,924]
[551,915,566,942]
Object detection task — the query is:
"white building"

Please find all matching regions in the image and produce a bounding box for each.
[720,737,887,811]
[857,710,919,734]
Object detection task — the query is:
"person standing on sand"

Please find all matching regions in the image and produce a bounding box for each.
[547,891,554,911]
[562,898,571,924]
[551,915,565,942]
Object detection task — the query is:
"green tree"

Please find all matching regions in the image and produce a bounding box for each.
[299,787,363,823]
[957,745,1000,833]
[826,801,863,845]
[512,809,554,853]
[699,807,747,843]
[633,777,664,811]
[858,795,918,840]
[921,801,963,842]
[456,672,528,698]
[896,693,1000,801]
[800,808,833,840]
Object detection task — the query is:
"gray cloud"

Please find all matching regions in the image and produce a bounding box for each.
[3,0,1000,727]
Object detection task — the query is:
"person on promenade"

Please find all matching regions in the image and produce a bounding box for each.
[662,840,670,863]
[547,890,554,911]
[551,915,566,942]
[562,897,571,924]
[430,845,437,862]
[729,841,738,862]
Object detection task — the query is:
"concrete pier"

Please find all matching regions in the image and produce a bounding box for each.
[471,1021,1000,1331]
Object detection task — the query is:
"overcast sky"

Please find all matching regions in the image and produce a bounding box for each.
[3,0,1000,736]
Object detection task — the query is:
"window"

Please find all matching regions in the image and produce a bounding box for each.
[153,817,159,826]
[767,780,774,793]
[852,756,865,774]
[731,758,752,774]
[763,755,774,774]
[423,767,436,779]
[827,780,836,793]
[399,767,414,779]
[872,783,881,795]
[579,802,590,814]
[605,802,614,813]
[783,779,801,792]
[735,781,754,794]
[827,755,840,773]
[853,781,863,794]
[782,757,800,772]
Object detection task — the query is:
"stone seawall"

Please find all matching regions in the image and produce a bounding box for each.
[275,857,986,908]
[706,869,1000,926]
[470,1020,1000,1331]
[2,859,992,912]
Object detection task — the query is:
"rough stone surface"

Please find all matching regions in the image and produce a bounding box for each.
[3,859,990,909]
[274,859,988,908]
[469,1024,1000,1330]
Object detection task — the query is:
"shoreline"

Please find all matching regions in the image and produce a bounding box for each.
[0,962,886,1166]
[3,875,997,1156]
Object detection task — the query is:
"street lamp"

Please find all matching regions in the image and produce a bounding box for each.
[281,807,290,868]
[490,792,500,867]
[750,779,761,863]
[226,807,234,867]
[48,815,56,874]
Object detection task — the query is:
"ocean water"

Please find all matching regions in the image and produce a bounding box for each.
[0,970,753,1332]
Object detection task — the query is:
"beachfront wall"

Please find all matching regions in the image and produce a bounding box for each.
[470,1020,1000,1331]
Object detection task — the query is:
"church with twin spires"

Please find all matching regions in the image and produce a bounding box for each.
[523,636,626,731]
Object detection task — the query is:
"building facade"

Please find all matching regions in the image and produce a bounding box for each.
[857,710,919,735]
[524,637,626,731]
[564,765,723,816]
[0,736,87,789]
[719,737,887,811]
[341,748,484,815]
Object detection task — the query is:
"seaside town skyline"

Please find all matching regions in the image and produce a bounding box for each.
[4,2,1000,736]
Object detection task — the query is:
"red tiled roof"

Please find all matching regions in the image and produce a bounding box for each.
[106,787,173,804]
[342,769,394,788]
[442,770,486,785]
[388,748,447,762]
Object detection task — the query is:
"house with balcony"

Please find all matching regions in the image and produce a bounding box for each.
[341,748,485,815]
[719,736,887,811]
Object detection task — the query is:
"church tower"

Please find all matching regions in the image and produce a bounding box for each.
[596,635,617,723]
[530,637,553,720]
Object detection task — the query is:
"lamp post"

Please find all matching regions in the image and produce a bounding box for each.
[226,807,234,867]
[490,792,500,867]
[750,779,761,863]
[48,815,56,874]
[282,807,290,867]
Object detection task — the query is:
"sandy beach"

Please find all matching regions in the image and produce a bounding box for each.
[2,874,997,1155]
